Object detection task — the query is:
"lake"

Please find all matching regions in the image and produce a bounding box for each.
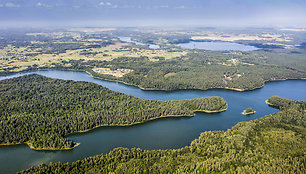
[0,70,305,174]
[118,37,161,49]
[178,41,259,51]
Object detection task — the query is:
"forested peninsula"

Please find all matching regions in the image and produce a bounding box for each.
[0,74,227,150]
[19,96,306,173]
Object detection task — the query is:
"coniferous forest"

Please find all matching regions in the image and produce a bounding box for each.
[1,1,306,173]
[0,74,227,150]
[18,97,306,173]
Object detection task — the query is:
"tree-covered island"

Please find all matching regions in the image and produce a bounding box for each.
[242,107,256,115]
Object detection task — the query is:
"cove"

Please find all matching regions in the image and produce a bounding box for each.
[178,41,259,51]
[0,70,305,174]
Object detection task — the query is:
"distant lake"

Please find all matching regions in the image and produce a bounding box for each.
[119,37,161,49]
[178,41,259,51]
[0,70,305,173]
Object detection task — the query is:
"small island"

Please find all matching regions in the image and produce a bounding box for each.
[242,107,256,115]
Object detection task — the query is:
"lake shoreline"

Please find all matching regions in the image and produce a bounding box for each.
[1,69,305,93]
[241,110,256,115]
[65,106,228,147]
[265,99,279,109]
[0,70,305,174]
[0,104,227,151]
[86,70,306,93]
[0,142,81,151]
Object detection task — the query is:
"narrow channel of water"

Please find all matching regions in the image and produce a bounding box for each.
[0,70,305,174]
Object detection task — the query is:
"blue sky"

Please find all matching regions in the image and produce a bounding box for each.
[0,0,305,27]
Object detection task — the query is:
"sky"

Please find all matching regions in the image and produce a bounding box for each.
[0,0,306,27]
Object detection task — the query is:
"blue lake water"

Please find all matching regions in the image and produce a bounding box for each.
[118,37,161,49]
[0,70,305,174]
[178,41,259,51]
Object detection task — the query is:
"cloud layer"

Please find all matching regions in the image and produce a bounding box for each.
[0,0,305,27]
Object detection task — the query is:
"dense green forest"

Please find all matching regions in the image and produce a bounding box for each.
[19,97,306,173]
[39,50,305,91]
[0,74,227,150]
[105,57,306,91]
[266,96,304,109]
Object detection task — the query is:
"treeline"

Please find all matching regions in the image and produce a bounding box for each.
[36,50,306,92]
[81,54,305,91]
[113,51,306,91]
[0,74,227,149]
[19,97,306,173]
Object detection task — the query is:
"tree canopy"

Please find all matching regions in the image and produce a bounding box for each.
[0,74,227,150]
[19,96,306,173]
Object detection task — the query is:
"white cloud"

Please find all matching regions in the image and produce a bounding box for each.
[175,5,185,9]
[5,2,20,8]
[36,2,43,7]
[112,5,118,8]
[36,2,52,8]
[0,4,3,7]
[99,2,111,6]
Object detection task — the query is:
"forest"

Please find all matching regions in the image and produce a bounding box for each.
[265,96,303,109]
[18,97,306,173]
[0,74,227,150]
[54,50,305,91]
[0,28,305,174]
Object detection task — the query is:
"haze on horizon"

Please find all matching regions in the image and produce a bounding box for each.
[0,0,306,28]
